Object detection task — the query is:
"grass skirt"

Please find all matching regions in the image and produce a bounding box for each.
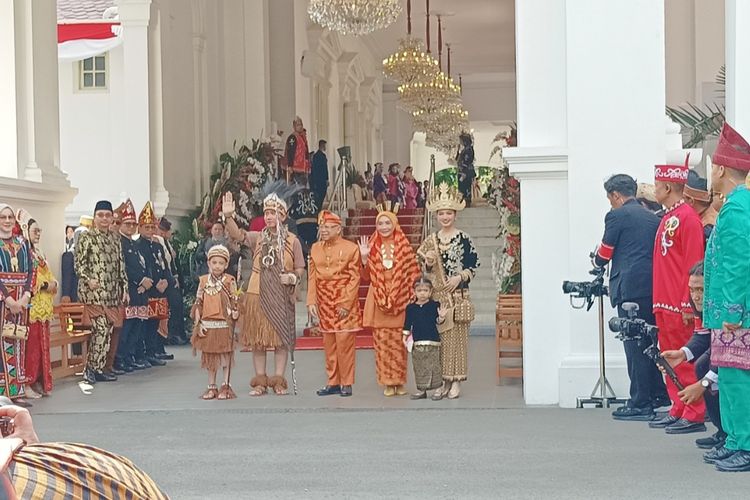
[191,324,235,371]
[239,293,283,351]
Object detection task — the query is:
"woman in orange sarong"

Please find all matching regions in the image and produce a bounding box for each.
[358,204,421,396]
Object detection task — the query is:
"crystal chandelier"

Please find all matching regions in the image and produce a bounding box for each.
[383,36,440,85]
[397,71,462,112]
[412,102,468,133]
[308,0,402,36]
[382,0,439,85]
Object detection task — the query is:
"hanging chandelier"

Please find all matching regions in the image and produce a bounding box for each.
[308,0,402,36]
[382,0,439,85]
[412,101,468,133]
[383,36,439,85]
[397,71,461,112]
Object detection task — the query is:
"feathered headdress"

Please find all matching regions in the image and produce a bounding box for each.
[260,179,302,217]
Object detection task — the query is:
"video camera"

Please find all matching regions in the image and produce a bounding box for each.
[607,302,685,390]
[562,252,608,311]
[608,302,658,341]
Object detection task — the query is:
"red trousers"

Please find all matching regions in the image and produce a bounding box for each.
[655,311,705,423]
[323,332,356,386]
[26,321,53,393]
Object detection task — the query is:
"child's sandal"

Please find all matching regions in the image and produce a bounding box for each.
[218,384,237,400]
[201,385,218,400]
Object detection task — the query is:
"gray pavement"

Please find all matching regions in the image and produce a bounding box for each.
[28,338,749,499]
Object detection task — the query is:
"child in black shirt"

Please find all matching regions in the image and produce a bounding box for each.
[403,277,447,400]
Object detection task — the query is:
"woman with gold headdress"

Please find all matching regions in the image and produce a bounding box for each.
[417,183,479,400]
[16,210,56,398]
[221,190,305,396]
[358,202,421,396]
[0,204,34,404]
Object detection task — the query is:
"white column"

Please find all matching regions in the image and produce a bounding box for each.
[504,0,569,405]
[116,0,154,210]
[0,0,76,280]
[191,0,209,205]
[0,1,19,178]
[148,4,169,215]
[507,0,668,407]
[725,0,750,135]
[243,0,271,137]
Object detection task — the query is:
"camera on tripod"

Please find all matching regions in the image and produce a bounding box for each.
[562,253,608,311]
[608,302,658,341]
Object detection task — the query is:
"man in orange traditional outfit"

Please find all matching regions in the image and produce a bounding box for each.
[308,211,362,397]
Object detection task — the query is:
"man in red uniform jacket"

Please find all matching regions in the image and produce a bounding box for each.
[648,156,706,434]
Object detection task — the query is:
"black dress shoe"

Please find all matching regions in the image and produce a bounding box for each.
[612,405,655,421]
[94,371,118,382]
[14,399,33,408]
[340,385,352,397]
[121,363,135,373]
[665,418,707,435]
[169,336,189,346]
[651,396,672,409]
[132,360,150,370]
[696,432,726,450]
[155,353,174,360]
[83,368,97,385]
[648,415,679,429]
[111,366,126,375]
[704,446,738,464]
[146,357,167,366]
[316,385,341,396]
[716,450,750,472]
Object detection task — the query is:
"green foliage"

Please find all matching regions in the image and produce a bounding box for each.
[665,65,726,148]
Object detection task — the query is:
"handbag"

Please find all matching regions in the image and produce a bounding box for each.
[453,294,475,323]
[1,321,28,341]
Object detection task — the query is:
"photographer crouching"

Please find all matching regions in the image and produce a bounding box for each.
[595,174,669,421]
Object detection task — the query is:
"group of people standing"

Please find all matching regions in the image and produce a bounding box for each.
[189,181,478,400]
[0,205,56,405]
[596,122,750,473]
[372,163,427,210]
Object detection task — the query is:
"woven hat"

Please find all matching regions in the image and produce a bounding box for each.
[207,244,230,263]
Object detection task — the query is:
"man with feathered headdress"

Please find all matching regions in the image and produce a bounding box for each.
[222,188,305,395]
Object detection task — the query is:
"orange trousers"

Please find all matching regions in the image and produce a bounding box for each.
[323,332,356,386]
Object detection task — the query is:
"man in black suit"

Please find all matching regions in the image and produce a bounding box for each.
[311,139,329,208]
[594,174,669,421]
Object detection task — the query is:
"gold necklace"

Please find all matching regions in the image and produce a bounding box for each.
[381,242,395,269]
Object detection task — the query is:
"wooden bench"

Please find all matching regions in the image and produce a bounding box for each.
[50,303,91,380]
[496,294,523,384]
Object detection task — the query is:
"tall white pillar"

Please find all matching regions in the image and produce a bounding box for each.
[0,0,76,280]
[116,0,153,209]
[725,0,750,135]
[506,0,668,407]
[148,5,169,215]
[504,0,569,405]
[0,1,19,178]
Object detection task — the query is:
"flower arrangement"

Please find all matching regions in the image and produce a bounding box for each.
[486,127,521,295]
[194,135,283,233]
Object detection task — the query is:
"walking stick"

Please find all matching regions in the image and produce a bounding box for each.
[276,212,300,396]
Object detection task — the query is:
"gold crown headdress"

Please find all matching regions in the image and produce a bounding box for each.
[426,182,465,212]
[376,200,400,215]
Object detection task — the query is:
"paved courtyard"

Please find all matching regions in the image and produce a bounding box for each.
[29,338,748,499]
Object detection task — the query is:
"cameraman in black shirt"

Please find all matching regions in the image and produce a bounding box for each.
[595,174,669,421]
